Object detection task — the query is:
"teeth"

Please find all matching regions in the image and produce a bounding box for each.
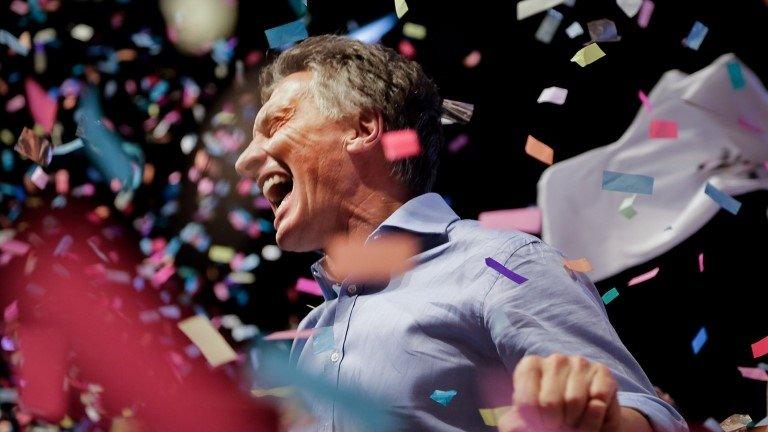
[262,173,291,205]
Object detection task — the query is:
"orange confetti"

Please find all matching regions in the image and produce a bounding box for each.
[525,135,553,165]
[565,258,593,273]
[326,233,419,283]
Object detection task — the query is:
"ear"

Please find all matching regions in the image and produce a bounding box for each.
[345,109,384,155]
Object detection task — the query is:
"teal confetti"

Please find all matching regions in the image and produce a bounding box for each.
[429,389,458,406]
[602,288,619,305]
[727,61,745,90]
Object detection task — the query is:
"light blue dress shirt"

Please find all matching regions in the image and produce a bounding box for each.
[289,193,688,431]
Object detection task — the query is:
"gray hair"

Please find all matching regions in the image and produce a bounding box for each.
[259,35,443,195]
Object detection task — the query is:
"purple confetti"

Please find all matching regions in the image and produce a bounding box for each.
[485,257,528,284]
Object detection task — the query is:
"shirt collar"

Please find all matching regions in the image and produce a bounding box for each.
[367,192,460,241]
[310,193,460,301]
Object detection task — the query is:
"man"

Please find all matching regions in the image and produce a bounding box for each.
[235,35,687,431]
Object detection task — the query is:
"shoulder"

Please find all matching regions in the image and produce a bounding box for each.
[446,218,556,263]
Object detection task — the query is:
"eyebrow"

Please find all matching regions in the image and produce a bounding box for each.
[253,104,291,137]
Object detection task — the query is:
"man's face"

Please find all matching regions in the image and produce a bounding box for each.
[235,71,357,252]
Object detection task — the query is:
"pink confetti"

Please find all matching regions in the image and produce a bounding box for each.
[5,94,26,113]
[264,328,316,341]
[25,79,58,133]
[448,134,470,153]
[638,90,652,112]
[398,39,416,59]
[627,267,659,286]
[55,170,69,194]
[752,335,768,359]
[214,282,230,301]
[738,366,768,381]
[10,0,29,15]
[698,252,704,272]
[737,116,764,134]
[152,263,176,287]
[637,0,654,28]
[478,207,542,233]
[649,119,678,138]
[30,166,49,189]
[295,277,323,296]
[382,129,421,161]
[0,239,30,257]
[463,50,482,68]
[4,301,19,322]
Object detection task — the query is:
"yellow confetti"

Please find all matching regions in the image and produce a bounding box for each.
[478,406,511,427]
[177,315,238,367]
[403,22,427,40]
[208,244,235,263]
[570,43,606,67]
[395,0,408,18]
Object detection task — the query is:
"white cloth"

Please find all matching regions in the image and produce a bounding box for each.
[538,53,768,282]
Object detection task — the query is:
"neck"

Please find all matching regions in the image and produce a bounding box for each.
[323,184,412,280]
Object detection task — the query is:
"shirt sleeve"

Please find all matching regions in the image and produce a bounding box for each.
[482,240,688,432]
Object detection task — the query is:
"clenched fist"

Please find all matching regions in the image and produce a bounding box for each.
[498,354,652,432]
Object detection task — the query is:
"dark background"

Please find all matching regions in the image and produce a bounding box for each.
[1,0,767,425]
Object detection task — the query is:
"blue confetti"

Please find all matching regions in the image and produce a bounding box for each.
[602,171,654,195]
[312,326,334,354]
[265,20,309,49]
[704,183,741,215]
[682,21,708,51]
[348,14,398,44]
[429,389,458,406]
[692,326,708,355]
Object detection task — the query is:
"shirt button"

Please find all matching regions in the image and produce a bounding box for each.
[330,350,342,363]
[348,284,358,295]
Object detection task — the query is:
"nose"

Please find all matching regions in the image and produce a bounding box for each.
[235,140,267,178]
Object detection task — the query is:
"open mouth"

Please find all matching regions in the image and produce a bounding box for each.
[262,172,294,214]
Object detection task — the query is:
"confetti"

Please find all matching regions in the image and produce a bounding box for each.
[441,99,474,125]
[295,277,323,296]
[704,183,741,215]
[478,207,541,233]
[264,19,309,49]
[15,128,53,167]
[177,315,237,367]
[602,288,620,305]
[752,335,768,359]
[703,417,724,432]
[727,60,745,90]
[517,0,565,20]
[479,406,511,427]
[627,267,659,286]
[602,171,654,195]
[616,0,643,17]
[525,135,554,165]
[208,244,235,263]
[264,328,316,341]
[737,366,768,381]
[394,0,408,18]
[312,326,334,354]
[0,29,29,55]
[537,86,568,105]
[70,24,94,42]
[30,166,49,190]
[429,389,457,406]
[326,233,419,282]
[535,9,563,44]
[485,257,528,284]
[637,0,654,28]
[570,43,606,67]
[402,22,427,40]
[588,19,621,43]
[565,258,593,272]
[382,129,421,161]
[25,79,57,134]
[618,194,637,219]
[565,22,584,39]
[638,90,652,112]
[649,119,678,138]
[691,326,707,355]
[698,253,704,272]
[682,21,708,51]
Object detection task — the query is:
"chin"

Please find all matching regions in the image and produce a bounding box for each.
[274,225,317,253]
